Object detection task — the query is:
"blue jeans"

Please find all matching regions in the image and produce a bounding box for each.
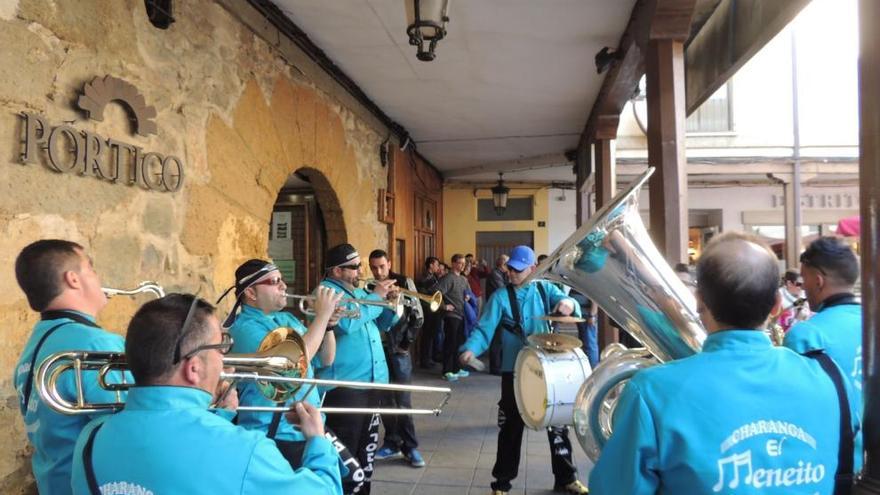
[382,350,419,452]
[577,320,599,368]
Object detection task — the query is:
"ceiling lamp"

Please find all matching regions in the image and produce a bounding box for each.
[491,172,510,216]
[405,0,450,62]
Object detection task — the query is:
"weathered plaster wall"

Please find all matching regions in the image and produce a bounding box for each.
[0,1,391,490]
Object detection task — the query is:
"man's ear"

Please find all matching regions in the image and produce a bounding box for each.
[242,286,256,303]
[181,357,202,386]
[62,270,81,290]
[769,291,783,319]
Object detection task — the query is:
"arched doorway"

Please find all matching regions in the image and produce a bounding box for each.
[268,168,346,300]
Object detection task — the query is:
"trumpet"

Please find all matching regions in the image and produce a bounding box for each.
[286,292,405,319]
[102,281,165,299]
[35,328,451,416]
[361,279,443,312]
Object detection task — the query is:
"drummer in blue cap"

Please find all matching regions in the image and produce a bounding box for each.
[459,245,587,495]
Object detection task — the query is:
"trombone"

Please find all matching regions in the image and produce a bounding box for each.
[361,279,443,312]
[35,328,451,416]
[286,292,405,319]
[103,281,165,299]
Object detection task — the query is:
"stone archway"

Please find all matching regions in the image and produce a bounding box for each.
[270,167,347,294]
[295,167,347,248]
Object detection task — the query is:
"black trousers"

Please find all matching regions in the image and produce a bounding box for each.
[491,373,578,492]
[324,388,382,494]
[441,316,464,375]
[381,348,419,452]
[274,427,364,492]
[488,326,503,374]
[419,311,440,367]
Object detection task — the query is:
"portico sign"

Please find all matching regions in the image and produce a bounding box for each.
[19,75,184,192]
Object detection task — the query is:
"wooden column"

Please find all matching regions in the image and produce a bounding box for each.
[594,136,619,348]
[855,0,880,490]
[646,38,688,264]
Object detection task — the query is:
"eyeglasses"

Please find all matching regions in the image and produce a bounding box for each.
[339,263,362,271]
[506,264,525,274]
[253,275,284,287]
[180,332,234,361]
[172,295,234,364]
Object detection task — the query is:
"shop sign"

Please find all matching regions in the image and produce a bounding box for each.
[19,75,184,192]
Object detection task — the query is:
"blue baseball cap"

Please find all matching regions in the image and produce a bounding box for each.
[507,245,536,271]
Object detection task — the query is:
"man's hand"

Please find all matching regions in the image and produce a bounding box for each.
[445,303,455,311]
[285,401,326,439]
[328,307,344,327]
[554,299,575,316]
[214,379,239,411]
[313,286,343,320]
[459,350,475,367]
[371,279,396,299]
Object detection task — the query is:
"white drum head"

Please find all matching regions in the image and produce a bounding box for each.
[514,348,549,428]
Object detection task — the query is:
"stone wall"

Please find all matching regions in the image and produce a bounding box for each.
[0,0,397,489]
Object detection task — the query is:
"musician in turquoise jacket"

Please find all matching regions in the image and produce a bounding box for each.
[13,239,131,495]
[70,294,342,495]
[784,236,863,397]
[317,243,396,494]
[590,233,861,495]
[459,245,588,495]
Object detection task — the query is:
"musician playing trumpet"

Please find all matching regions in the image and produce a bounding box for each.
[222,259,365,488]
[14,239,133,495]
[70,294,342,494]
[318,243,396,494]
[458,245,588,495]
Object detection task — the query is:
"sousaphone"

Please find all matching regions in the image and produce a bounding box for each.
[527,168,706,462]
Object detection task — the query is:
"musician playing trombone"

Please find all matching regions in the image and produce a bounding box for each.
[221,259,364,489]
[13,239,132,495]
[458,245,588,495]
[318,243,395,495]
[69,294,342,494]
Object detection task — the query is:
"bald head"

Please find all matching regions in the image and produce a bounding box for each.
[495,254,509,267]
[696,233,780,330]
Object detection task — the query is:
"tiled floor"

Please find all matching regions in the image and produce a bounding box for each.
[370,365,595,495]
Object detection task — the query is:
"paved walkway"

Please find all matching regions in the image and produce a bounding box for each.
[371,365,595,495]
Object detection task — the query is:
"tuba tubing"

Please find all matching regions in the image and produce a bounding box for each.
[528,167,707,462]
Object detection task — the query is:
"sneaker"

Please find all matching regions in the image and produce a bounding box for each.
[442,372,459,382]
[456,369,470,378]
[404,449,426,468]
[375,445,403,460]
[554,479,589,494]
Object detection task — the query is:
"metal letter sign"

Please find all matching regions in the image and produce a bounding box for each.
[18,75,184,192]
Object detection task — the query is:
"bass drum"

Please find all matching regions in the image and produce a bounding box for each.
[514,346,592,429]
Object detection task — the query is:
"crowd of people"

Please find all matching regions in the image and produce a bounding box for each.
[12,232,866,495]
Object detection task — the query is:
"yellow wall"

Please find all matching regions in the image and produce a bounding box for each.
[442,186,549,260]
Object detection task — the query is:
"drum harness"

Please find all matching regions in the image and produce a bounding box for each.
[502,282,551,346]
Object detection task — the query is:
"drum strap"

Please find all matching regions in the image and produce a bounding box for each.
[805,350,854,495]
[504,285,525,340]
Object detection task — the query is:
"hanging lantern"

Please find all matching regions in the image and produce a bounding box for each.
[405,0,451,62]
[491,173,510,216]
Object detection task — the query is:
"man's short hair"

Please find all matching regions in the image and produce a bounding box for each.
[369,249,388,260]
[15,239,84,311]
[800,236,859,286]
[126,294,216,385]
[424,256,439,270]
[451,254,464,263]
[465,254,474,259]
[696,233,780,329]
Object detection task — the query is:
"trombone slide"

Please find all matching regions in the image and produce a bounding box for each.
[222,371,451,416]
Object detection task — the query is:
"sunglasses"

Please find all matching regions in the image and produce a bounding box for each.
[252,275,284,287]
[506,264,525,274]
[172,295,234,364]
[339,263,362,271]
